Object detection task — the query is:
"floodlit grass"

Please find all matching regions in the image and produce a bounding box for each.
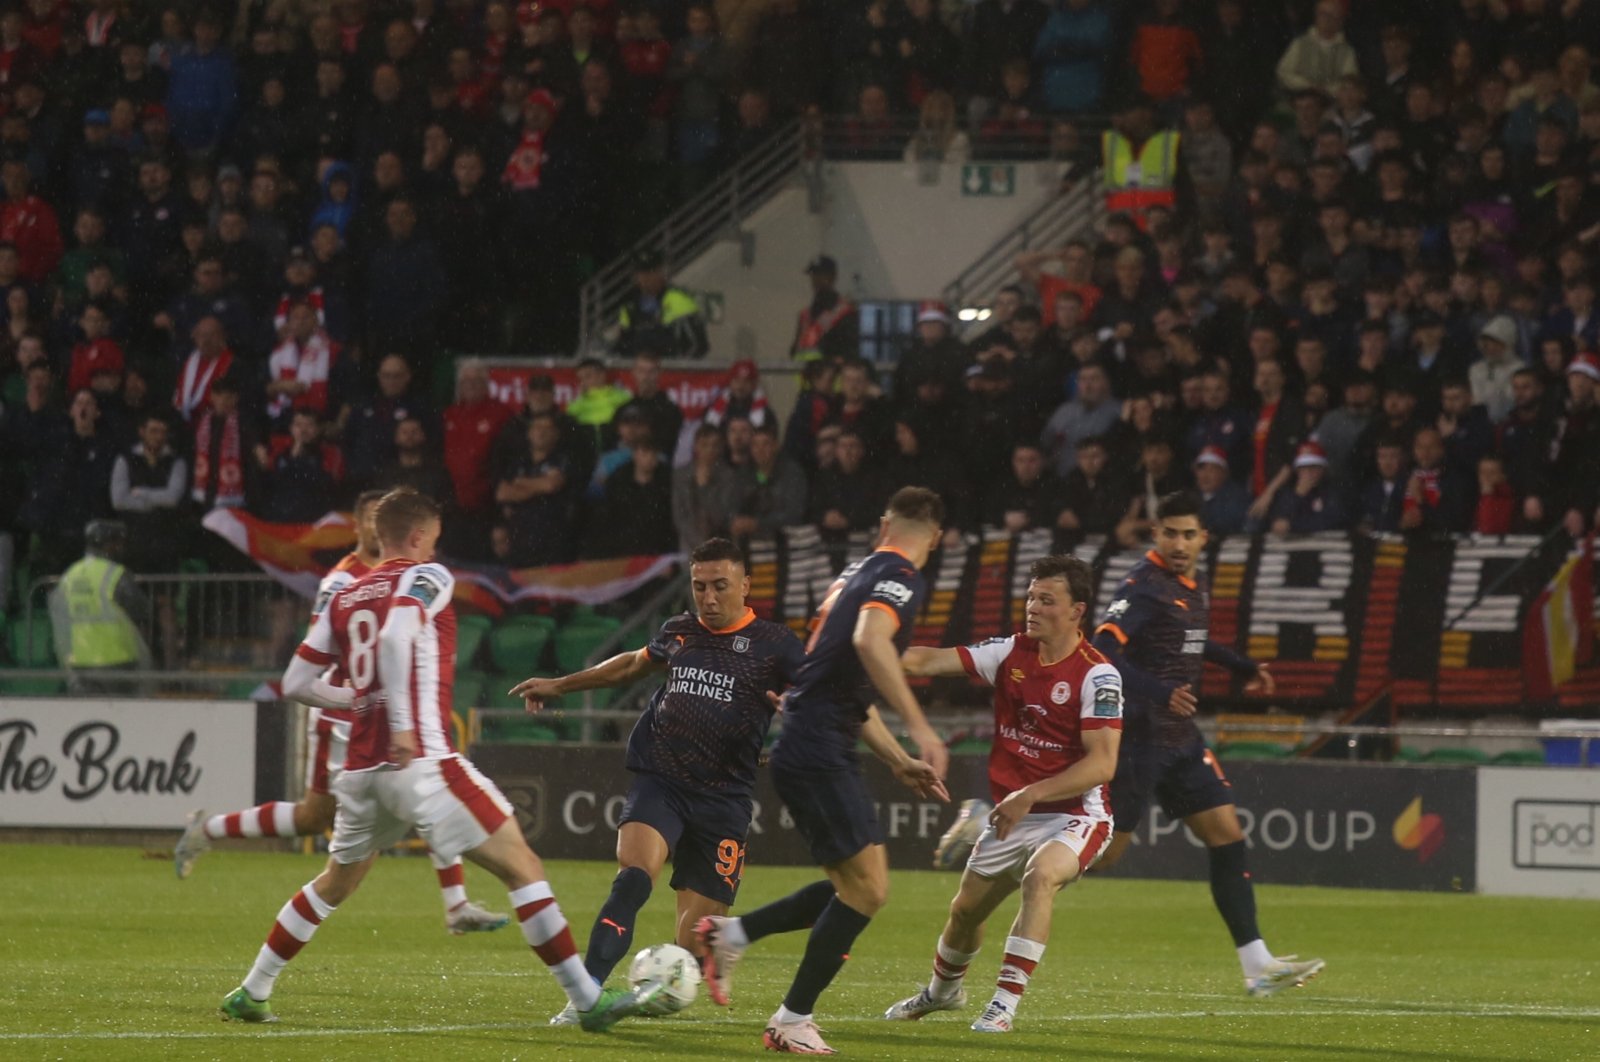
[2,844,1595,1060]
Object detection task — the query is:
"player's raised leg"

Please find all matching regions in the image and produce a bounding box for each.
[885,867,1017,1020]
[453,775,661,1031]
[972,831,1099,1033]
[697,879,836,1006]
[222,850,376,1021]
[1186,802,1325,997]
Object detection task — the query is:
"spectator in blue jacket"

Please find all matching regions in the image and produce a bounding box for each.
[166,11,238,153]
[363,196,443,363]
[1033,0,1110,114]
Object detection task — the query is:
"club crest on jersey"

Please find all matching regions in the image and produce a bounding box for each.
[1050,681,1071,705]
[732,636,750,653]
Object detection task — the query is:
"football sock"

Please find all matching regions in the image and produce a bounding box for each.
[1238,938,1274,978]
[510,881,600,1011]
[993,936,1045,1011]
[929,938,978,1001]
[206,802,296,840]
[431,854,468,912]
[781,897,871,1016]
[1208,840,1263,950]
[737,880,836,944]
[242,880,336,1000]
[584,866,653,983]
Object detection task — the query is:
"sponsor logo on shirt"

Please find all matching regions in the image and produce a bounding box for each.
[871,580,913,606]
[1105,597,1130,619]
[409,573,443,608]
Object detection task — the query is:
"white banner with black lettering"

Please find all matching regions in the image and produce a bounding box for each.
[0,699,256,827]
[1477,767,1600,899]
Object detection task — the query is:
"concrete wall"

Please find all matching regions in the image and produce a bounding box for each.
[674,159,1062,414]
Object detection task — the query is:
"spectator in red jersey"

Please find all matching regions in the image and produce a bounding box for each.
[0,158,62,283]
[443,358,513,557]
[265,301,340,437]
[1129,0,1201,109]
[1015,238,1100,326]
[64,300,123,395]
[1245,358,1305,525]
[1473,455,1515,535]
[255,408,345,524]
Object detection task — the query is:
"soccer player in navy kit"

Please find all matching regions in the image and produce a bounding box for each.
[696,487,951,1056]
[1090,492,1325,997]
[510,538,805,1024]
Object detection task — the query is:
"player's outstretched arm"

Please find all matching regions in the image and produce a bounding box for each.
[854,607,948,778]
[280,609,353,711]
[900,645,967,677]
[862,706,950,802]
[990,727,1121,840]
[508,648,664,713]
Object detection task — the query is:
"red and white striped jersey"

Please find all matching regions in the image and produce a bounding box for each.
[957,634,1123,818]
[306,552,369,722]
[298,558,458,772]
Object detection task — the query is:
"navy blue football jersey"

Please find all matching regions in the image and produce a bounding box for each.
[1093,550,1211,748]
[626,608,805,795]
[772,548,926,770]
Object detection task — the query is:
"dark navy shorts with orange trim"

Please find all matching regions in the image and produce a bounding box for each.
[1110,738,1233,832]
[620,772,753,906]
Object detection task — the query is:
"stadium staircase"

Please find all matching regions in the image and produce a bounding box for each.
[940,172,1105,313]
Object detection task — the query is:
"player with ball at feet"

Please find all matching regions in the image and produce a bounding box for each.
[884,555,1122,1033]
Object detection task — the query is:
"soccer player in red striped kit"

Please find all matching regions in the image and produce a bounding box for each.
[174,490,507,935]
[882,555,1123,1033]
[219,489,660,1029]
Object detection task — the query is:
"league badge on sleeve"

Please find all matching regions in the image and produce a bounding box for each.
[409,573,443,608]
[1094,685,1121,717]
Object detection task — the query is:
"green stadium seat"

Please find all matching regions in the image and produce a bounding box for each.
[554,617,622,673]
[1217,741,1294,760]
[1490,749,1547,767]
[455,613,492,670]
[0,675,64,695]
[453,670,486,709]
[1392,746,1424,762]
[7,614,54,667]
[1422,747,1490,765]
[488,615,556,673]
[223,679,264,701]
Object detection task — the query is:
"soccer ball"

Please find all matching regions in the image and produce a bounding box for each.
[628,942,702,1015]
[933,798,993,870]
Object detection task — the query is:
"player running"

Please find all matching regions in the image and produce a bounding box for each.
[695,487,951,1056]
[1090,491,1325,997]
[509,538,805,1026]
[174,490,507,935]
[883,556,1122,1033]
[219,489,659,1029]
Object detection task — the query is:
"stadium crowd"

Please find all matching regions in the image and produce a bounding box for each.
[4,0,1600,614]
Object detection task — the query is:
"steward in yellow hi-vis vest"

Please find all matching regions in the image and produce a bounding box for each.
[1101,95,1182,230]
[48,520,153,689]
[616,248,709,359]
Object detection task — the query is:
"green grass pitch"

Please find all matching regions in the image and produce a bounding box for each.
[2,844,1595,1060]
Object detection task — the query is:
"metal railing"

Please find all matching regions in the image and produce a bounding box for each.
[578,118,808,354]
[941,169,1104,312]
[20,572,304,679]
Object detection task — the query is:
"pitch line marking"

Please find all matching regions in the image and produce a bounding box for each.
[6,1007,1598,1041]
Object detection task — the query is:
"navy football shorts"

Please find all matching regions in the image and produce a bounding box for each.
[619,772,753,906]
[771,761,885,866]
[1109,738,1234,833]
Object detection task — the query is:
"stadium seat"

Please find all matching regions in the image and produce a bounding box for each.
[7,614,54,667]
[1217,741,1294,760]
[488,615,556,673]
[1422,747,1490,765]
[0,675,64,696]
[1391,746,1424,762]
[455,613,492,670]
[1490,749,1546,767]
[453,670,486,710]
[554,616,622,673]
